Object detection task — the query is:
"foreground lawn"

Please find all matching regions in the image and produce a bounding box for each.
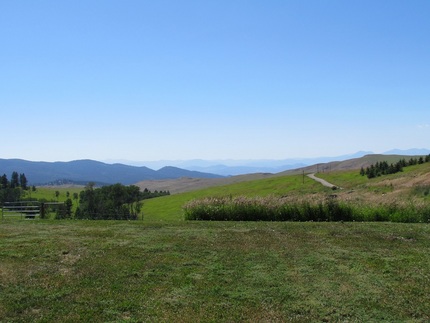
[1,220,429,322]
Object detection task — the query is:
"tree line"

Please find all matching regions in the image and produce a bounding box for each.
[76,183,139,220]
[48,183,169,220]
[360,155,430,179]
[1,171,28,190]
[74,183,169,220]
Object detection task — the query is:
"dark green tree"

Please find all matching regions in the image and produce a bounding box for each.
[1,174,8,189]
[75,183,142,220]
[10,171,19,188]
[56,199,73,219]
[19,173,28,190]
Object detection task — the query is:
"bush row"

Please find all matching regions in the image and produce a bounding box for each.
[183,195,430,223]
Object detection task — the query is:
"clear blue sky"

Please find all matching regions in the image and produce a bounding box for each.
[1,0,429,162]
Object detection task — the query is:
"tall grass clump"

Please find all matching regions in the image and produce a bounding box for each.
[354,200,430,223]
[184,195,430,223]
[184,195,354,222]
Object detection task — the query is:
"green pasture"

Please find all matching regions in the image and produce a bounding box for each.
[1,220,429,322]
[21,187,83,203]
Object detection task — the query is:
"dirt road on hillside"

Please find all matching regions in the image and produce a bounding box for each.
[307,173,340,189]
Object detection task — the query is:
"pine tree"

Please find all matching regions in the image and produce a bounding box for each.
[19,173,28,190]
[10,172,19,188]
[1,174,8,189]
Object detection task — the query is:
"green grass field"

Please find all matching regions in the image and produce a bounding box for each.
[1,220,429,322]
[21,187,83,203]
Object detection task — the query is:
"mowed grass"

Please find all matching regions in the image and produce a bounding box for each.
[1,220,430,322]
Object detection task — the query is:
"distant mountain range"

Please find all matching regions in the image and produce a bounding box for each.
[0,159,223,186]
[104,151,374,176]
[1,148,429,185]
[106,149,430,176]
[382,148,430,155]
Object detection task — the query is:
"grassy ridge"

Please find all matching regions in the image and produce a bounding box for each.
[1,220,429,322]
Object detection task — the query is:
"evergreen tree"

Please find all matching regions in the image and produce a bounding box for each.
[408,158,417,166]
[367,164,376,178]
[1,174,8,189]
[10,172,19,188]
[19,173,28,190]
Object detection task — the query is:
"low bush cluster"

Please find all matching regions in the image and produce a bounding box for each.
[183,195,430,223]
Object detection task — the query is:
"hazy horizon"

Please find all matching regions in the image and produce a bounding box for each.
[3,148,430,170]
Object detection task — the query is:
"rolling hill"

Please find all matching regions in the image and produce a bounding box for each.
[136,153,430,194]
[140,156,430,222]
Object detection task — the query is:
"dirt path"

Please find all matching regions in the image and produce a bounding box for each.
[307,173,340,189]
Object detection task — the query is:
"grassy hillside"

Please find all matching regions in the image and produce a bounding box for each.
[134,154,428,195]
[1,220,429,322]
[141,174,333,221]
[141,162,430,222]
[317,162,430,203]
